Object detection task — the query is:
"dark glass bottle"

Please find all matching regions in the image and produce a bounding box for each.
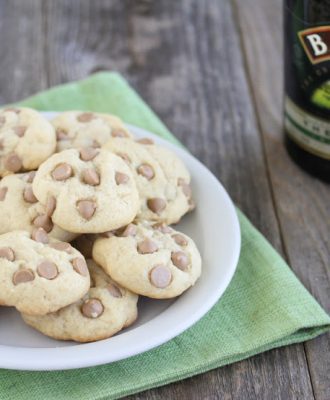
[284,0,330,182]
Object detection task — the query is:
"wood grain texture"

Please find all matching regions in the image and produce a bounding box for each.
[0,0,46,103]
[44,0,282,245]
[0,0,326,398]
[234,0,330,399]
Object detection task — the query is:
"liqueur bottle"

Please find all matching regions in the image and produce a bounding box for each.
[284,0,330,181]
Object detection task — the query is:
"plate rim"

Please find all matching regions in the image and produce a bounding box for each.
[0,117,241,371]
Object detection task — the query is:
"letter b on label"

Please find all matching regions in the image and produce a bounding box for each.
[306,34,328,56]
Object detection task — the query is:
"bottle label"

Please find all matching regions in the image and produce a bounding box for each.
[298,26,330,64]
[285,96,330,159]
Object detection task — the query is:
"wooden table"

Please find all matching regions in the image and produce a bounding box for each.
[1,1,329,399]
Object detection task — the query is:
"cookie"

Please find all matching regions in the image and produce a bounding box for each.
[93,221,202,298]
[32,148,139,233]
[143,142,194,212]
[22,260,138,342]
[0,107,56,177]
[0,231,90,315]
[52,111,133,152]
[103,138,192,224]
[0,172,76,242]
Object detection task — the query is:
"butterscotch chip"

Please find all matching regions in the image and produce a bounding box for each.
[136,138,154,145]
[49,241,72,253]
[81,298,104,318]
[0,139,3,150]
[92,140,101,148]
[0,116,5,126]
[14,126,27,137]
[51,163,73,181]
[82,168,100,186]
[116,152,131,164]
[37,260,58,280]
[182,184,192,198]
[172,234,188,247]
[178,178,192,198]
[56,128,68,140]
[77,112,95,123]
[137,164,154,180]
[137,238,158,254]
[115,171,129,184]
[31,227,49,243]
[0,247,15,261]
[26,171,36,183]
[147,198,166,214]
[4,153,22,172]
[33,214,53,233]
[72,257,89,276]
[149,265,172,288]
[13,269,35,285]
[23,186,38,203]
[121,224,137,237]
[171,251,189,271]
[107,282,122,298]
[152,222,172,234]
[77,199,96,220]
[0,187,8,201]
[45,196,56,216]
[79,147,99,161]
[111,129,128,138]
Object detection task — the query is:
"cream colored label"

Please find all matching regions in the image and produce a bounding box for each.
[284,96,330,159]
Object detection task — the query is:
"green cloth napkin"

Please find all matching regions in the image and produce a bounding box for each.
[1,72,329,400]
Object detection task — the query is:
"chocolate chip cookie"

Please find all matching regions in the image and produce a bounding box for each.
[103,138,193,224]
[0,172,76,241]
[52,111,133,152]
[93,221,202,299]
[143,142,194,212]
[0,107,56,177]
[32,148,140,233]
[0,231,90,315]
[22,260,138,342]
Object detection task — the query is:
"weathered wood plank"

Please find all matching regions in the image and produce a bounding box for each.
[41,1,313,399]
[45,0,282,245]
[234,0,330,399]
[0,0,45,103]
[125,344,313,400]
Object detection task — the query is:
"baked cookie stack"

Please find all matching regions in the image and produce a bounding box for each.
[0,108,201,342]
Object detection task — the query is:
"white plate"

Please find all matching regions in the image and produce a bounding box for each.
[0,113,241,371]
